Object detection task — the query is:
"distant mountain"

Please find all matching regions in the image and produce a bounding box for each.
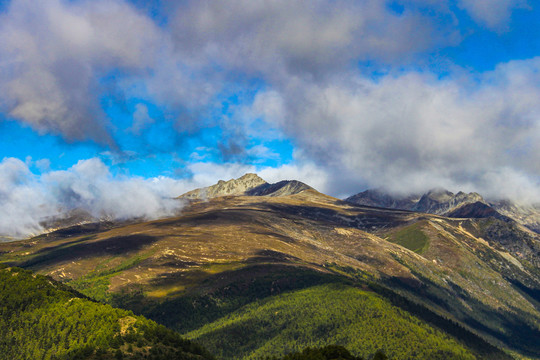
[346,188,485,215]
[3,176,540,359]
[490,200,540,234]
[412,188,485,215]
[346,188,540,234]
[445,201,511,221]
[2,182,537,358]
[345,189,420,210]
[178,173,313,200]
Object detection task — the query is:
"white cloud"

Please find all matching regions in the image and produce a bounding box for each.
[0,157,189,239]
[0,155,332,239]
[258,162,330,194]
[250,58,540,202]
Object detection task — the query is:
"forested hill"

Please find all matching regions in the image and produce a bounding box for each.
[0,264,213,360]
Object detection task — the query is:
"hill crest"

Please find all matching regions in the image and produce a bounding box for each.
[179,173,313,200]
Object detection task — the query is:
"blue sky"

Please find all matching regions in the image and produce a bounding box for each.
[1,0,540,237]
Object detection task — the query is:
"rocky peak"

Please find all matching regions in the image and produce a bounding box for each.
[179,174,267,200]
[247,180,313,197]
[178,174,313,200]
[413,189,487,215]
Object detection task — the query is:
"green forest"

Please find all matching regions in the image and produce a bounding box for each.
[0,262,515,360]
[185,283,476,360]
[0,264,212,360]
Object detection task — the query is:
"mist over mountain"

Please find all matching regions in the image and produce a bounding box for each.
[346,188,540,233]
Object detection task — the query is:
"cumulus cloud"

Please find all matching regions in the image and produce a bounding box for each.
[0,157,189,239]
[0,0,538,213]
[250,58,540,202]
[0,156,329,238]
[0,0,161,144]
[0,158,56,238]
[0,0,526,143]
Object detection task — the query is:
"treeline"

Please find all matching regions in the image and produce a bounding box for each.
[0,264,213,360]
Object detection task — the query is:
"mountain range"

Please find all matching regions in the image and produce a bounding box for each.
[1,174,539,359]
[346,188,540,233]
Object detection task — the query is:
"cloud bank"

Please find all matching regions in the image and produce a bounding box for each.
[251,58,540,201]
[0,157,327,238]
[0,157,185,238]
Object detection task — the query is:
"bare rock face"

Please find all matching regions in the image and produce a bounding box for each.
[491,200,540,233]
[446,201,510,221]
[179,173,267,200]
[178,174,312,200]
[247,180,313,197]
[412,189,485,215]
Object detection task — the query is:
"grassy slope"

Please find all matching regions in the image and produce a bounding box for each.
[185,283,476,360]
[387,222,429,254]
[0,265,212,360]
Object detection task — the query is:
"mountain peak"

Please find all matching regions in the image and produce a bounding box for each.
[178,174,313,200]
[347,188,488,216]
[179,173,267,200]
[238,173,262,181]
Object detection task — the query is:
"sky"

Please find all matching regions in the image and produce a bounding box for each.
[1,0,540,238]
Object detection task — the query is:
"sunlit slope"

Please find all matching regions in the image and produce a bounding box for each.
[0,190,538,357]
[0,265,212,360]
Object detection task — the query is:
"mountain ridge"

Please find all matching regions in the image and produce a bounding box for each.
[178,173,314,200]
[346,188,540,234]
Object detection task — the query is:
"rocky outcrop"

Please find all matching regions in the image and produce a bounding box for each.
[179,173,267,200]
[178,174,312,200]
[412,189,485,215]
[446,201,510,221]
[491,200,540,234]
[346,188,540,235]
[246,180,313,197]
[346,188,485,215]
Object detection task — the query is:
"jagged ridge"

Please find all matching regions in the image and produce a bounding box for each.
[179,174,313,200]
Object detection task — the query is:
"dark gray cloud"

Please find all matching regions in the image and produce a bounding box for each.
[0,0,161,144]
[171,0,453,82]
